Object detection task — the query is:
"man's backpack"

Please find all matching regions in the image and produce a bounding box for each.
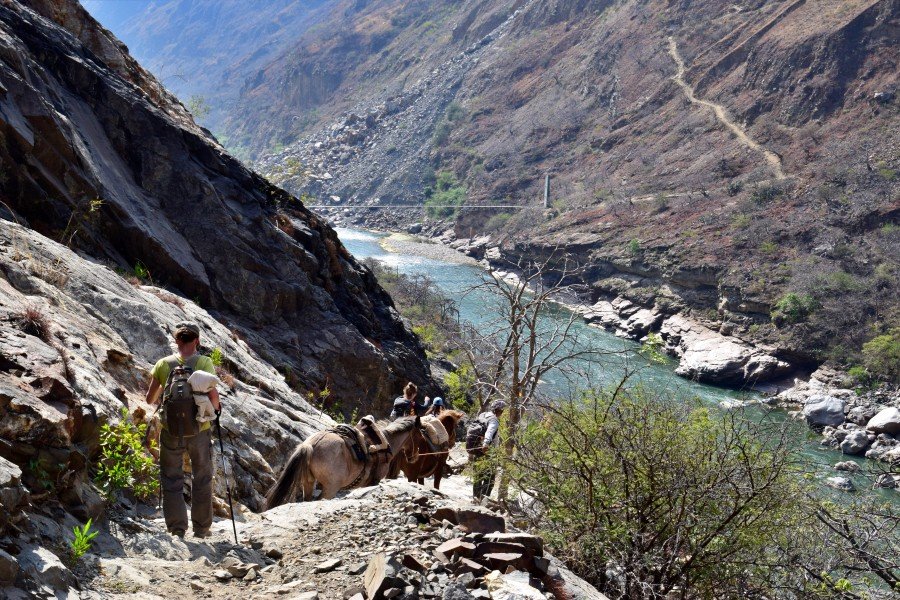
[162,355,201,438]
[465,414,490,454]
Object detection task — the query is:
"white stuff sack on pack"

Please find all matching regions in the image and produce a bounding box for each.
[187,370,220,423]
[421,415,449,447]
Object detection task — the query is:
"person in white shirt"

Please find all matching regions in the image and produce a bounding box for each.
[471,400,507,500]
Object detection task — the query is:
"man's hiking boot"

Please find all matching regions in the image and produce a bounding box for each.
[193,528,211,539]
[171,528,185,538]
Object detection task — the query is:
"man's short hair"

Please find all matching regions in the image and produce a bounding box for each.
[174,321,200,340]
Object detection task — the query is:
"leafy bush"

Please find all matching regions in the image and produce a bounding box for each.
[443,363,475,409]
[69,519,98,563]
[727,180,744,196]
[209,347,225,367]
[484,212,512,232]
[627,239,641,255]
[771,292,819,325]
[749,182,784,205]
[861,328,900,384]
[731,213,751,228]
[94,408,159,502]
[425,171,466,218]
[508,388,804,598]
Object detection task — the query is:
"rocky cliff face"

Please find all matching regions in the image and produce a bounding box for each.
[0,0,433,411]
[223,0,898,384]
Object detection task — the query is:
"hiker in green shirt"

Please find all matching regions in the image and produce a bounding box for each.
[145,321,221,538]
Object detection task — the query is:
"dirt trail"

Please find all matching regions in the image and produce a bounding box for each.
[667,37,786,180]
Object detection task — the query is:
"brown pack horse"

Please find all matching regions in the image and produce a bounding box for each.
[266,416,423,506]
[392,410,465,490]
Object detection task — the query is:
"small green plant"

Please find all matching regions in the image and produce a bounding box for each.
[133,261,150,281]
[95,408,159,502]
[639,333,667,364]
[651,194,668,213]
[424,171,466,218]
[771,293,819,325]
[861,328,900,384]
[209,347,225,367]
[69,519,98,563]
[749,183,784,205]
[727,180,743,196]
[627,239,641,255]
[759,241,778,254]
[186,95,211,120]
[28,458,54,491]
[847,365,876,390]
[880,222,898,234]
[731,213,751,228]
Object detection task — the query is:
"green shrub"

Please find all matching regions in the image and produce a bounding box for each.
[727,180,744,196]
[627,239,641,255]
[771,292,819,325]
[94,408,159,502]
[445,102,466,122]
[425,171,466,218]
[861,328,900,384]
[759,241,778,254]
[731,213,751,228]
[484,212,512,232]
[69,519,98,563]
[508,388,805,598]
[444,363,475,409]
[210,347,225,367]
[750,182,784,204]
[847,365,876,390]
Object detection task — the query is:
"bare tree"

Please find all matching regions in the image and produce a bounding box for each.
[459,250,623,500]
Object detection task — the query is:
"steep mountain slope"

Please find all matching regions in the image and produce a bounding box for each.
[0,0,433,411]
[229,0,898,382]
[81,0,334,148]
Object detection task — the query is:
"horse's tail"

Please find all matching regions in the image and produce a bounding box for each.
[265,443,311,509]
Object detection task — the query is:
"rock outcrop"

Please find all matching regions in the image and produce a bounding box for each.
[0,0,433,415]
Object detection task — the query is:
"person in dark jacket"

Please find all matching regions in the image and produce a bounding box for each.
[390,382,427,420]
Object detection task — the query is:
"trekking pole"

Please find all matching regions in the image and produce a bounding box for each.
[215,410,239,545]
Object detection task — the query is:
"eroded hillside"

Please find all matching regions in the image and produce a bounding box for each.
[231,0,898,381]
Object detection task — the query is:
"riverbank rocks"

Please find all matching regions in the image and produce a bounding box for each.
[825,476,856,492]
[866,407,900,434]
[840,430,872,455]
[660,315,791,385]
[802,395,846,428]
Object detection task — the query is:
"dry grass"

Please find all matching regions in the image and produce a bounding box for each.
[216,365,236,389]
[274,212,295,236]
[16,304,50,341]
[145,288,185,308]
[28,259,70,287]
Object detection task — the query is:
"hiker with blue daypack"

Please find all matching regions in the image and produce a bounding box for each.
[144,321,221,539]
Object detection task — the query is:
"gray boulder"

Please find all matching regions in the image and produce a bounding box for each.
[839,430,871,455]
[865,407,900,434]
[17,545,76,592]
[802,395,846,428]
[824,476,856,492]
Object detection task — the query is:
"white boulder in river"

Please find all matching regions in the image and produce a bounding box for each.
[802,395,846,428]
[865,407,900,434]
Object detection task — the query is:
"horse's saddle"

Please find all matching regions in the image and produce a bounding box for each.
[332,422,392,463]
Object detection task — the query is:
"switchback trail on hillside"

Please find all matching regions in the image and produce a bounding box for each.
[667,37,786,180]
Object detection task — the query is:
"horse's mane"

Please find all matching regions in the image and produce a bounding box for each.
[438,409,465,427]
[379,415,418,435]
